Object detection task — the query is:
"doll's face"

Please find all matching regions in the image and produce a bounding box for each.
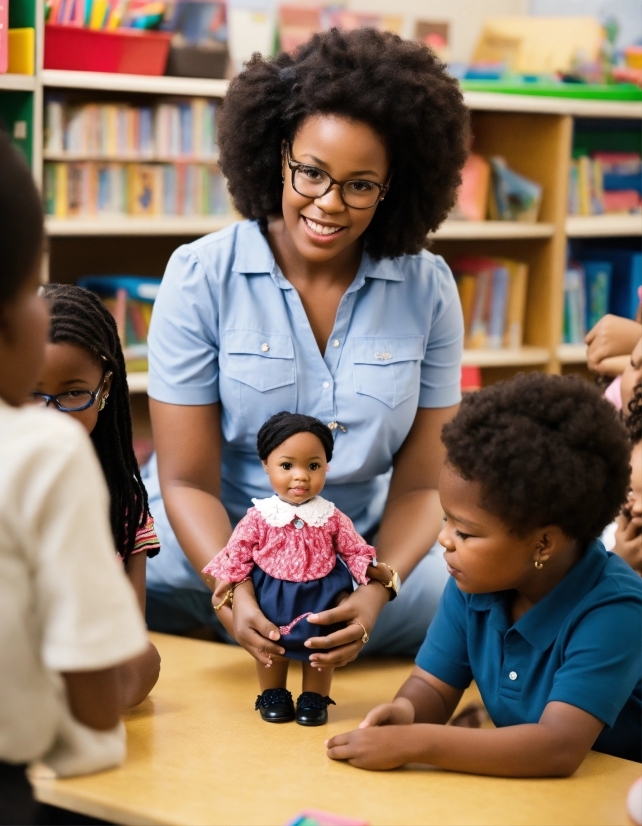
[262,431,329,505]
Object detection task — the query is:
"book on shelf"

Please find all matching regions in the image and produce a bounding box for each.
[45,97,219,161]
[44,160,230,218]
[78,276,161,371]
[573,245,642,320]
[450,153,491,221]
[563,264,586,345]
[451,256,528,350]
[568,151,641,216]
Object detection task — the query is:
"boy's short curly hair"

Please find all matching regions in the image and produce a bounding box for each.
[218,27,470,260]
[441,373,631,544]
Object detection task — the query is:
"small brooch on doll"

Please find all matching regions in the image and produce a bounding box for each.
[203,412,387,727]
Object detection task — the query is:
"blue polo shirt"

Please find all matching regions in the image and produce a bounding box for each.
[416,540,642,762]
[145,219,463,592]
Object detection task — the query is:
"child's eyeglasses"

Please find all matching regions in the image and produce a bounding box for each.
[29,373,112,412]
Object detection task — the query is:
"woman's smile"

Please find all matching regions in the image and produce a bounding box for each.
[301,215,347,243]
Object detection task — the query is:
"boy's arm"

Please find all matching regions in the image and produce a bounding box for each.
[327,699,605,777]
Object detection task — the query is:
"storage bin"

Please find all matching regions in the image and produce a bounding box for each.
[44,25,172,75]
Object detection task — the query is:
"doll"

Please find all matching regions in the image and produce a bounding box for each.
[202,412,377,727]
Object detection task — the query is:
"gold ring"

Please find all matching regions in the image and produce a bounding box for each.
[350,621,369,645]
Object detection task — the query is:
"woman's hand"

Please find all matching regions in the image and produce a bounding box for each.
[358,697,415,728]
[325,727,409,770]
[305,583,390,668]
[613,512,642,575]
[585,315,642,373]
[224,580,286,666]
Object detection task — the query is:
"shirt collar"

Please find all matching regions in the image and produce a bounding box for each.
[230,220,405,285]
[468,540,609,651]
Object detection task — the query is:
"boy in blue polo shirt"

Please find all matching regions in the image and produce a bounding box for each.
[327,373,642,774]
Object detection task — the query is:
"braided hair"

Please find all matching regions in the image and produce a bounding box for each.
[42,283,150,561]
[625,382,642,446]
[257,412,334,462]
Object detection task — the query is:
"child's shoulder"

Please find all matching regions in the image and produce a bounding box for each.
[0,402,87,463]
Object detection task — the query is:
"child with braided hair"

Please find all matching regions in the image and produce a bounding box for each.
[31,283,161,706]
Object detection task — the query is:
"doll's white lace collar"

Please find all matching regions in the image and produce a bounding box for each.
[251,495,335,528]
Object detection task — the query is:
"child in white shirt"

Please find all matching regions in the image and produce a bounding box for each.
[0,133,148,822]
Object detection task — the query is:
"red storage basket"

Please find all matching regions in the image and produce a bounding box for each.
[44,25,172,75]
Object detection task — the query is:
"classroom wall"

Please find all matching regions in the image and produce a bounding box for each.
[345,0,529,63]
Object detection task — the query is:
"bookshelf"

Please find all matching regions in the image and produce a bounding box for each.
[2,12,641,393]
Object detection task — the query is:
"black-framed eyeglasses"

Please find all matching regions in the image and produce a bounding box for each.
[29,372,112,412]
[285,145,389,210]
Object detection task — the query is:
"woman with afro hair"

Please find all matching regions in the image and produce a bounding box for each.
[144,27,470,669]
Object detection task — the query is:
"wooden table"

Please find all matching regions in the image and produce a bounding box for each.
[32,633,640,826]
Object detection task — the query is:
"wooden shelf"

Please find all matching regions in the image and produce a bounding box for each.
[461,347,550,368]
[557,344,587,364]
[41,70,229,98]
[0,73,37,92]
[565,214,642,237]
[127,372,149,393]
[435,220,554,240]
[46,215,235,236]
[464,91,642,120]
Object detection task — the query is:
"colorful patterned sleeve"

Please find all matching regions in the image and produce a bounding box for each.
[202,509,260,582]
[131,512,161,558]
[332,510,375,585]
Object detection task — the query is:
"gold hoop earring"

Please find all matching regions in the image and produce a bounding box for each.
[98,394,108,411]
[534,559,544,570]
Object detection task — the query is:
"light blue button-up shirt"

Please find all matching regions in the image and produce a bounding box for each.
[145,219,463,591]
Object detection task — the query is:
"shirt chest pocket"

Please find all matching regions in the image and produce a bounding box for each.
[352,336,424,409]
[223,330,296,392]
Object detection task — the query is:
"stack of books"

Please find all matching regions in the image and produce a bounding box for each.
[78,275,161,371]
[451,256,529,350]
[45,97,219,161]
[568,152,642,216]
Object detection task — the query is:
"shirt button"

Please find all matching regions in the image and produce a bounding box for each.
[332,339,340,347]
[260,343,269,352]
[509,671,518,681]
[322,381,330,389]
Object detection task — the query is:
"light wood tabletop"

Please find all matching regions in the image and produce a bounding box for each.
[32,633,640,826]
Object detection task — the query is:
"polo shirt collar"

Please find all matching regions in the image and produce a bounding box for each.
[469,540,609,651]
[230,220,404,283]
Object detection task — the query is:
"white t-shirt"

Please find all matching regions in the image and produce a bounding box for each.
[0,399,148,765]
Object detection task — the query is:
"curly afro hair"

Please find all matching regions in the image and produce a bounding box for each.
[218,27,470,260]
[441,372,631,544]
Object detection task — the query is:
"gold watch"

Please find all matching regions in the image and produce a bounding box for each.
[367,559,401,600]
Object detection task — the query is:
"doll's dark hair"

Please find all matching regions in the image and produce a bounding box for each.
[0,132,44,308]
[625,382,642,446]
[42,283,152,562]
[257,412,334,462]
[441,372,631,544]
[218,27,470,260]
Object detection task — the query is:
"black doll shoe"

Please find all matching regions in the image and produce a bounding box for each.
[255,688,295,723]
[295,692,336,726]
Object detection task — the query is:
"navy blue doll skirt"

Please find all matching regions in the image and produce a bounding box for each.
[251,559,354,662]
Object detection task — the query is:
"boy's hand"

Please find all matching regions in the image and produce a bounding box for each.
[325,727,409,770]
[358,698,415,728]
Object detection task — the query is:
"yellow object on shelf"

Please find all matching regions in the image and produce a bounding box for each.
[473,17,603,74]
[7,28,35,75]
